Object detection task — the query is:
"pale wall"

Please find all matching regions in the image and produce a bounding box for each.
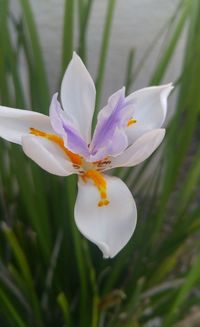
[11,0,185,109]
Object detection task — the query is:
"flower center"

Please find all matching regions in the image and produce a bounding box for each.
[29,128,110,207]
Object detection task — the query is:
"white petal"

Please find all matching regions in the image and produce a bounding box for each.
[0,106,54,145]
[60,52,96,143]
[74,175,137,258]
[110,129,165,168]
[125,84,173,144]
[22,135,76,176]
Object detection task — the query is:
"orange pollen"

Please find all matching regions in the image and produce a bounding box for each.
[29,127,82,166]
[81,170,110,207]
[127,118,137,127]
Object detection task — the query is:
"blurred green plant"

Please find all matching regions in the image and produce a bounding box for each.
[0,0,200,326]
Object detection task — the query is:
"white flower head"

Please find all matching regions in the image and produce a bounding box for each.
[0,52,173,258]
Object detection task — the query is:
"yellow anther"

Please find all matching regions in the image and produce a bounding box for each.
[127,118,137,127]
[98,201,104,207]
[98,199,110,207]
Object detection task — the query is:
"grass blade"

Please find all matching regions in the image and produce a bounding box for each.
[94,0,116,121]
[163,253,200,327]
[62,0,74,72]
[18,0,49,112]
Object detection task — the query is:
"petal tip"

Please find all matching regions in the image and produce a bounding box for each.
[71,52,84,66]
[121,86,126,94]
[161,82,174,95]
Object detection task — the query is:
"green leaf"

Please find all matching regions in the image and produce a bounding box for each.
[0,287,27,327]
[163,253,200,327]
[62,0,74,72]
[1,223,44,326]
[57,292,71,326]
[94,0,117,123]
[18,0,49,112]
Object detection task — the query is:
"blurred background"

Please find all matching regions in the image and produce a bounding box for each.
[0,0,200,326]
[11,0,184,102]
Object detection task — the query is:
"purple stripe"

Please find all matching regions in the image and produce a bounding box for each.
[50,93,89,157]
[90,88,126,156]
[62,122,89,157]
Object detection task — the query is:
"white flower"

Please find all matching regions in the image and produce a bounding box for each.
[0,53,173,258]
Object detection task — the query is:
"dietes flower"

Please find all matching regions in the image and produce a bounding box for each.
[0,53,173,258]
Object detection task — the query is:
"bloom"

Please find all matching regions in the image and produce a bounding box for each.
[0,53,173,258]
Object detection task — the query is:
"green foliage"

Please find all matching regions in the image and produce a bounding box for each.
[0,0,200,326]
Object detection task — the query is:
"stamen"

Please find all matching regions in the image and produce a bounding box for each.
[93,158,112,170]
[127,118,137,127]
[29,127,82,166]
[81,170,110,207]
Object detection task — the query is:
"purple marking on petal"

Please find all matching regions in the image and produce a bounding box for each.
[89,88,134,160]
[49,93,89,157]
[90,89,125,153]
[89,127,128,161]
[49,90,136,161]
[50,93,65,135]
[62,121,90,157]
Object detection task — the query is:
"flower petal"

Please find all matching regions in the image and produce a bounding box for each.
[22,135,76,176]
[0,106,53,145]
[50,93,89,157]
[125,84,173,144]
[89,126,128,162]
[74,175,137,258]
[60,52,96,143]
[110,129,165,168]
[89,88,128,160]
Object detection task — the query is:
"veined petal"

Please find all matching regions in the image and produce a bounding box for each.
[74,175,137,258]
[110,129,165,169]
[0,106,53,145]
[49,93,66,136]
[125,84,173,144]
[89,88,128,160]
[50,94,89,157]
[89,126,128,161]
[61,52,96,143]
[22,135,76,176]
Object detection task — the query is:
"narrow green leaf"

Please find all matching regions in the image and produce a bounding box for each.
[62,0,74,71]
[0,263,32,314]
[150,0,191,85]
[175,149,200,216]
[94,0,116,122]
[1,223,44,326]
[65,175,89,325]
[57,292,70,326]
[124,48,135,94]
[0,287,27,327]
[163,253,200,327]
[78,0,93,62]
[18,0,49,112]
